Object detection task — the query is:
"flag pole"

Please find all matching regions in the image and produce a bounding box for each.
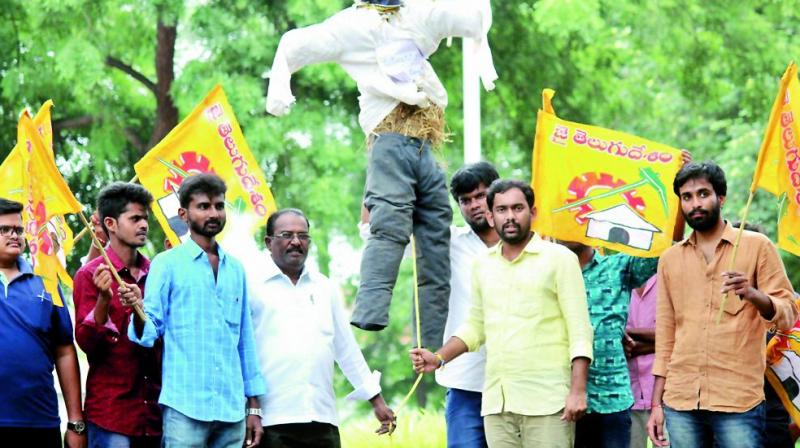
[715,190,755,324]
[78,211,147,322]
[71,174,139,245]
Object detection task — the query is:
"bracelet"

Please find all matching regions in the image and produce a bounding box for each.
[651,403,663,408]
[246,407,263,417]
[434,352,446,370]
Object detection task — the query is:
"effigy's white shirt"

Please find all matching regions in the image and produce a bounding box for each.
[266,0,497,135]
[248,257,381,427]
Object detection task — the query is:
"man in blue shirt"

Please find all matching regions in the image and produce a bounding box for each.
[0,198,86,448]
[128,174,266,448]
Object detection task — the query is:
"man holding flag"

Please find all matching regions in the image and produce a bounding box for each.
[0,198,86,448]
[648,161,797,447]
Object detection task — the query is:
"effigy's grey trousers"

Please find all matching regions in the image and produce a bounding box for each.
[351,133,452,348]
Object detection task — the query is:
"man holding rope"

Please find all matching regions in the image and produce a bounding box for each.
[410,180,593,447]
[647,161,797,447]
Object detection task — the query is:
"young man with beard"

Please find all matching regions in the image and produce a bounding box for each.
[128,174,266,448]
[73,183,162,447]
[647,161,797,448]
[0,198,86,448]
[247,208,395,447]
[437,161,499,448]
[410,180,593,447]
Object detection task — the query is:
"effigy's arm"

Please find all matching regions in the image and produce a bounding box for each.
[266,20,344,116]
[424,0,497,90]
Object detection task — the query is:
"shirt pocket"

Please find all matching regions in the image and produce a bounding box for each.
[20,293,52,333]
[721,292,746,316]
[223,295,242,331]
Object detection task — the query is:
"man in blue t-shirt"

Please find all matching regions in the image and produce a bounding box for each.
[0,198,86,448]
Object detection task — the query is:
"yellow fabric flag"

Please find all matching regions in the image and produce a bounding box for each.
[766,301,800,427]
[531,89,683,257]
[750,62,800,256]
[17,111,83,306]
[1,101,76,289]
[134,85,278,246]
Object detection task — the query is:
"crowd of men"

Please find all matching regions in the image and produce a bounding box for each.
[0,158,797,448]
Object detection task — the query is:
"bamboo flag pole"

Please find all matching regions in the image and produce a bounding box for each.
[71,174,139,245]
[715,191,755,324]
[78,211,147,322]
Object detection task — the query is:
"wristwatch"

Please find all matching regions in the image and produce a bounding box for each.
[246,408,263,418]
[67,420,86,435]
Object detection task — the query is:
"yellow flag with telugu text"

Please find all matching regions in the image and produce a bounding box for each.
[134,85,278,247]
[749,62,800,257]
[17,111,83,306]
[531,89,683,257]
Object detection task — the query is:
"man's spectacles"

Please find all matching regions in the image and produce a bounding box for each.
[271,232,311,242]
[0,226,25,237]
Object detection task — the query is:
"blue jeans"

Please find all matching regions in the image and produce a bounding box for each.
[663,402,765,448]
[574,409,631,448]
[88,422,160,448]
[161,406,245,448]
[445,389,487,448]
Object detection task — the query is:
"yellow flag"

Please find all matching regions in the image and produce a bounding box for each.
[531,89,683,257]
[1,101,76,289]
[17,111,83,306]
[135,85,278,246]
[750,62,800,256]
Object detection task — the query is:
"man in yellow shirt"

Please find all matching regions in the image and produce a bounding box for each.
[410,179,593,447]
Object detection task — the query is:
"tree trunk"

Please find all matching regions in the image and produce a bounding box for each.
[147,20,178,152]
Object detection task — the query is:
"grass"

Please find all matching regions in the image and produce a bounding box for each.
[340,409,446,448]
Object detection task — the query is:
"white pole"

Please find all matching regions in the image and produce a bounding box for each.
[462,37,481,163]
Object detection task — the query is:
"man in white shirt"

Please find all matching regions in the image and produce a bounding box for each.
[437,162,499,448]
[248,208,395,448]
[266,0,497,349]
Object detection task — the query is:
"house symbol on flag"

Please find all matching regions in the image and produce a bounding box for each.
[584,203,661,251]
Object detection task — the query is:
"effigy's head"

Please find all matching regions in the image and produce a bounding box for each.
[358,0,402,8]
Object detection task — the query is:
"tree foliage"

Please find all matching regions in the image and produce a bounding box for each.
[1,0,799,412]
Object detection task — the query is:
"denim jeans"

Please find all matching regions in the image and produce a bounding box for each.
[88,422,160,448]
[445,389,487,448]
[161,406,245,448]
[351,133,452,348]
[574,409,631,448]
[663,402,765,448]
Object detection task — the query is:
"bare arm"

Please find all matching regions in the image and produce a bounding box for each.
[409,336,469,373]
[55,343,86,448]
[561,356,589,421]
[647,376,668,446]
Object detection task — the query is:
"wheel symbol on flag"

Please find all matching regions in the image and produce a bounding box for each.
[162,151,215,193]
[565,172,645,224]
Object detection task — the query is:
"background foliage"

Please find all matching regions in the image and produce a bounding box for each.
[2,0,800,437]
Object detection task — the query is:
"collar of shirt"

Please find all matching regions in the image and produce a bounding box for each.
[181,237,228,263]
[682,221,737,247]
[634,274,658,300]
[261,256,314,285]
[489,233,543,261]
[105,246,151,283]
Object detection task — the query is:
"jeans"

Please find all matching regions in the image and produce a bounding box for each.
[574,409,631,448]
[161,406,245,448]
[351,133,452,348]
[663,402,765,448]
[88,422,160,448]
[445,389,487,448]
